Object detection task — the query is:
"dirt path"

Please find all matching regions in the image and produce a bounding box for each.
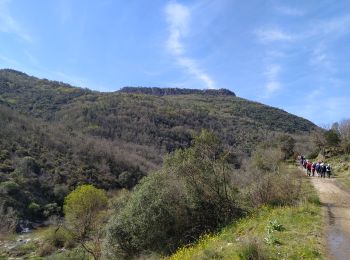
[311,177,350,259]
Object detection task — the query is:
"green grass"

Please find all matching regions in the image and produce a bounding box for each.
[168,180,324,260]
[326,154,350,188]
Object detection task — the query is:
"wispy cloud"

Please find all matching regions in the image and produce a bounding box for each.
[310,43,337,73]
[263,64,281,97]
[255,10,350,106]
[319,14,350,36]
[275,5,305,16]
[255,28,294,43]
[0,53,20,66]
[0,0,32,42]
[164,1,216,89]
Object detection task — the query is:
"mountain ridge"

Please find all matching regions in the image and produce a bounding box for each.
[118,86,236,96]
[0,68,319,220]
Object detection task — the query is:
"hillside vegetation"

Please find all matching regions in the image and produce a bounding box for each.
[0,69,318,220]
[0,69,325,259]
[0,69,316,154]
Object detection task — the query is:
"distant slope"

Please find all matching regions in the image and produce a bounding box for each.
[0,68,319,220]
[119,86,236,96]
[0,69,317,155]
[0,69,90,119]
[0,105,151,218]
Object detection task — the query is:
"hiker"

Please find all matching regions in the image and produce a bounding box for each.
[303,159,307,169]
[306,161,312,176]
[321,163,327,178]
[326,164,332,178]
[315,162,320,177]
[312,162,316,177]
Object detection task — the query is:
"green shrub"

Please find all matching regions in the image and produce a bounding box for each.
[105,172,189,257]
[43,203,61,218]
[238,239,268,260]
[268,219,285,232]
[105,130,242,258]
[27,202,41,220]
[37,242,56,257]
[64,185,108,259]
[0,181,19,194]
[38,227,75,256]
[324,129,340,147]
[0,204,18,233]
[48,247,87,260]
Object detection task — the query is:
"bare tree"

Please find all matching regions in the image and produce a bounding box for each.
[339,119,350,141]
[0,204,18,234]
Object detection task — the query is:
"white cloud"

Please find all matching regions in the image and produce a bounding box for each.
[266,81,280,93]
[264,64,280,79]
[310,43,336,73]
[165,2,189,55]
[320,15,350,36]
[0,0,32,42]
[263,64,281,97]
[164,1,216,89]
[255,28,294,43]
[275,5,305,16]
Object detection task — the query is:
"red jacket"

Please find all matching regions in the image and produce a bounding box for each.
[307,162,312,170]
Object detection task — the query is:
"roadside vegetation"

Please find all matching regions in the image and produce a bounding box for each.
[169,199,323,259]
[1,129,326,259]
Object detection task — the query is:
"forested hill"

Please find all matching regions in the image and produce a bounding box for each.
[0,68,318,219]
[0,69,318,154]
[118,86,236,96]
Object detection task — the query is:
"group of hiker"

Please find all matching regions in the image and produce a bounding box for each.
[299,155,332,178]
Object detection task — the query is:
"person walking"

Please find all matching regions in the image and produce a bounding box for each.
[315,162,320,177]
[321,163,327,178]
[312,162,316,177]
[326,164,332,178]
[307,161,312,176]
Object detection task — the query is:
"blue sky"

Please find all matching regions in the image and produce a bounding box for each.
[0,0,349,126]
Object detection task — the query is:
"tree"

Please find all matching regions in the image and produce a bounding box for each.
[105,130,242,258]
[278,135,296,159]
[0,204,18,233]
[339,119,350,152]
[64,185,108,260]
[324,129,341,147]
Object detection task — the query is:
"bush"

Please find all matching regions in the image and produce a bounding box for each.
[48,247,88,259]
[0,181,20,195]
[105,172,189,257]
[53,184,69,204]
[238,239,268,260]
[64,185,108,240]
[0,204,17,233]
[37,242,56,257]
[64,184,108,259]
[246,168,302,207]
[342,141,350,153]
[105,130,242,257]
[243,147,302,208]
[324,129,340,147]
[27,202,41,220]
[43,203,61,218]
[42,227,75,250]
